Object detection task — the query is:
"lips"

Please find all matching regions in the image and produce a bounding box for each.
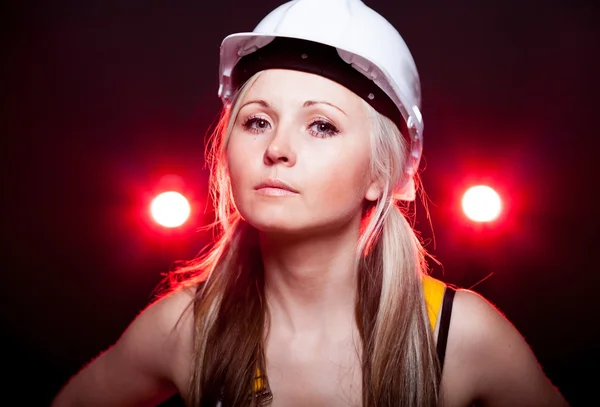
[254,178,299,193]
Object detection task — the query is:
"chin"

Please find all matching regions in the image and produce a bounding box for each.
[235,197,360,238]
[242,212,356,241]
[236,198,299,229]
[243,213,304,235]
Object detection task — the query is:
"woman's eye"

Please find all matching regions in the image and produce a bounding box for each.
[242,117,271,134]
[308,120,339,138]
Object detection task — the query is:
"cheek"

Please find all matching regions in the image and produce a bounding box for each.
[226,134,266,211]
[306,145,372,206]
[227,134,258,183]
[225,140,246,208]
[226,139,243,184]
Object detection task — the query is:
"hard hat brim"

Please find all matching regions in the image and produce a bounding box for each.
[218,32,423,185]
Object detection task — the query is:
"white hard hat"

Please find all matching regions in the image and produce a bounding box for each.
[218,0,423,198]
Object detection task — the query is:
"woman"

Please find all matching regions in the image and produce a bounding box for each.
[51,0,569,406]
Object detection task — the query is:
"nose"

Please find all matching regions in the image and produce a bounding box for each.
[264,126,296,167]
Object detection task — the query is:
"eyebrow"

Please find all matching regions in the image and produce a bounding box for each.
[240,99,271,110]
[239,99,347,116]
[303,100,347,116]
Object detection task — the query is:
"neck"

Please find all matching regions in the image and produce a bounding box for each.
[260,219,361,337]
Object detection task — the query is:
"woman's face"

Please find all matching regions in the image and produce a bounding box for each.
[226,69,381,236]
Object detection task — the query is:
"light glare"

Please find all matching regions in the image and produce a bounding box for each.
[462,185,502,222]
[150,191,191,228]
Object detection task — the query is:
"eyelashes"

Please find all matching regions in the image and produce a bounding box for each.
[241,116,340,138]
[242,116,271,134]
[308,120,340,138]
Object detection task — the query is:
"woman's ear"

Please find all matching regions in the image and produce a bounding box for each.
[365,180,383,202]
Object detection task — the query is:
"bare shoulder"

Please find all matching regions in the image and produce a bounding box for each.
[440,289,570,407]
[131,286,196,344]
[116,287,196,391]
[51,287,196,406]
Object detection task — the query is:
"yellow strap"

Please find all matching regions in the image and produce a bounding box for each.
[422,275,446,332]
[253,367,264,392]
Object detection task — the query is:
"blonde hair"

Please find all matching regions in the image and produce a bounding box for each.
[165,72,441,406]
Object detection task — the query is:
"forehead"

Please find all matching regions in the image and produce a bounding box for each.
[241,69,364,112]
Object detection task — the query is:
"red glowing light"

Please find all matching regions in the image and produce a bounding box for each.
[150,191,191,228]
[462,185,502,222]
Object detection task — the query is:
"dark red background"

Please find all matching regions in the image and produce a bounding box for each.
[2,1,597,405]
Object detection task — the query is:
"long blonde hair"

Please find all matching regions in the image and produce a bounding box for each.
[165,72,441,406]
